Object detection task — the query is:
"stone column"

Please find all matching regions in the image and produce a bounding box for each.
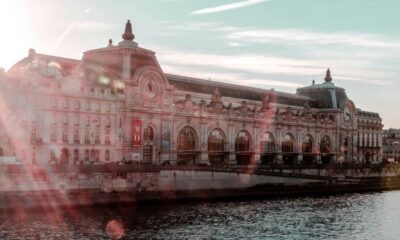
[228,122,236,165]
[253,123,260,165]
[297,128,302,164]
[122,51,131,80]
[200,120,208,165]
[169,119,177,165]
[276,126,282,164]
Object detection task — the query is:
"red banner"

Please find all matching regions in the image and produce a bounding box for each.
[131,119,142,148]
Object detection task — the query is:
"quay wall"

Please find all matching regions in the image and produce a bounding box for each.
[2,164,400,209]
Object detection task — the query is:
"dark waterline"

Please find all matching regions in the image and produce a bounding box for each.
[1,191,400,239]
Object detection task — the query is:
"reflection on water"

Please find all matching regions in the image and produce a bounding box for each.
[1,191,400,239]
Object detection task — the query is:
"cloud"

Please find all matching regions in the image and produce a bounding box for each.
[190,0,269,15]
[228,42,244,47]
[163,21,400,50]
[226,29,400,49]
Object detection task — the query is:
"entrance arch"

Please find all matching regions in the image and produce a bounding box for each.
[208,129,227,167]
[235,130,252,165]
[177,126,198,164]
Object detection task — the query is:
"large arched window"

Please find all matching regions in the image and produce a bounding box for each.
[302,135,313,153]
[320,136,331,154]
[208,129,226,152]
[282,134,295,153]
[235,130,251,165]
[177,127,198,164]
[302,135,314,164]
[235,131,251,152]
[261,132,275,153]
[208,129,227,167]
[320,135,332,164]
[177,127,197,151]
[260,132,275,165]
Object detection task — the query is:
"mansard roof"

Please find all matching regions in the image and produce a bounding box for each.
[166,74,315,107]
[8,50,80,76]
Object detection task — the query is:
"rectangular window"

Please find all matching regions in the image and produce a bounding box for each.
[62,129,68,143]
[84,130,90,144]
[74,130,80,144]
[95,129,101,144]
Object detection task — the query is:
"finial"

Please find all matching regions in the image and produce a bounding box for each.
[108,38,113,47]
[122,19,135,41]
[28,48,36,58]
[324,68,332,82]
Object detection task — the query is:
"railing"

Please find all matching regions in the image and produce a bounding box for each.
[1,162,398,174]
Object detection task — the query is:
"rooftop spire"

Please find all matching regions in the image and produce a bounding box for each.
[324,68,332,82]
[122,20,135,41]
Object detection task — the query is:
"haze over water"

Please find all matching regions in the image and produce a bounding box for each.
[1,191,400,239]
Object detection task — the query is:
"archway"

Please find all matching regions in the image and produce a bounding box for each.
[177,126,198,164]
[235,130,251,165]
[282,133,296,165]
[260,132,275,164]
[302,135,314,164]
[208,129,227,167]
[320,136,332,164]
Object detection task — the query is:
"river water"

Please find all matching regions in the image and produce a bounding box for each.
[1,191,400,239]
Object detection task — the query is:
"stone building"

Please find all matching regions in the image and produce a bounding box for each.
[0,20,384,166]
[382,129,400,162]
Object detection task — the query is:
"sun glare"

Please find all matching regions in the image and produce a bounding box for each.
[0,1,28,70]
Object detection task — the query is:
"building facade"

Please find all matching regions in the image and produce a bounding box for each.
[382,129,400,162]
[0,21,384,166]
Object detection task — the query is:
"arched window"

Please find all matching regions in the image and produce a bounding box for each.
[320,136,331,153]
[177,127,197,151]
[208,129,225,152]
[177,127,198,164]
[235,130,251,165]
[208,129,226,167]
[261,132,275,153]
[282,134,295,153]
[144,126,154,141]
[302,135,313,153]
[302,135,314,164]
[235,131,251,152]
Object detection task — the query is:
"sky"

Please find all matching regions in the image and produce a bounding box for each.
[0,0,399,128]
